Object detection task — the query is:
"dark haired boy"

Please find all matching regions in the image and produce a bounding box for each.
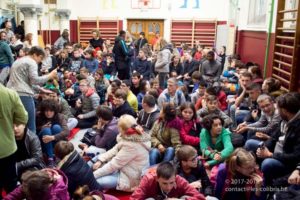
[131,162,205,200]
[130,72,142,96]
[176,145,214,197]
[112,89,136,118]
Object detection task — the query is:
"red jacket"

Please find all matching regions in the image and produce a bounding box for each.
[180,119,201,147]
[131,173,205,200]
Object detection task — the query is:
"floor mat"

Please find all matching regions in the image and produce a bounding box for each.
[68,128,81,140]
[106,190,132,200]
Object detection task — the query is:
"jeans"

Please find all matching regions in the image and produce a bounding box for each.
[229,104,250,128]
[0,153,17,200]
[87,147,107,167]
[244,139,261,152]
[20,96,36,133]
[158,72,168,89]
[67,118,78,130]
[117,68,130,80]
[96,171,119,190]
[149,147,175,166]
[39,124,62,158]
[261,158,290,185]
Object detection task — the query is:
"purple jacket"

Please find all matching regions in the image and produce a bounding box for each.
[4,169,69,200]
[93,117,119,151]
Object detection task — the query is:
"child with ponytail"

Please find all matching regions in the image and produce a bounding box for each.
[215,148,264,200]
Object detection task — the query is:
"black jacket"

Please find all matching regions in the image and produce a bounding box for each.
[183,59,200,77]
[113,36,132,70]
[101,60,116,76]
[59,151,100,195]
[169,62,184,76]
[134,38,148,53]
[113,101,137,118]
[137,107,160,133]
[16,129,45,174]
[267,112,300,168]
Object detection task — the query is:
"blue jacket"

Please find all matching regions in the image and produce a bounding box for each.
[132,58,151,80]
[82,58,99,74]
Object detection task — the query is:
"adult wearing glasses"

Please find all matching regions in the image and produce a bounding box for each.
[175,145,214,197]
[242,94,282,151]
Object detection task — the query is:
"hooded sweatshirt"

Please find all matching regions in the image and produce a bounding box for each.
[137,105,160,133]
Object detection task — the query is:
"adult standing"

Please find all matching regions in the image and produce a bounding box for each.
[89,29,105,51]
[0,84,28,199]
[7,46,57,133]
[154,38,172,89]
[113,30,132,80]
[134,32,148,56]
[0,31,14,85]
[14,20,25,41]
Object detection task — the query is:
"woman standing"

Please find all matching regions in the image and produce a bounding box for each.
[7,46,57,132]
[89,29,105,51]
[154,38,172,89]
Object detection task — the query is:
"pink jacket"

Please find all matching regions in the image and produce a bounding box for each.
[4,169,69,200]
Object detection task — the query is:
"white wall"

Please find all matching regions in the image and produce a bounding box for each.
[68,0,229,21]
[236,0,278,32]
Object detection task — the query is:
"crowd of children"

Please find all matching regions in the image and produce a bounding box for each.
[0,24,300,200]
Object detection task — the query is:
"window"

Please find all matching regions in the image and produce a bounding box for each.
[247,0,267,27]
[284,0,298,29]
[130,23,137,33]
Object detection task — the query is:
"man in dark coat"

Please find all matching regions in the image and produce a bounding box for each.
[134,32,148,56]
[113,30,132,80]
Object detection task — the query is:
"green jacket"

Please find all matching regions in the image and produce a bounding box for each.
[0,84,28,158]
[200,128,233,166]
[0,40,14,67]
